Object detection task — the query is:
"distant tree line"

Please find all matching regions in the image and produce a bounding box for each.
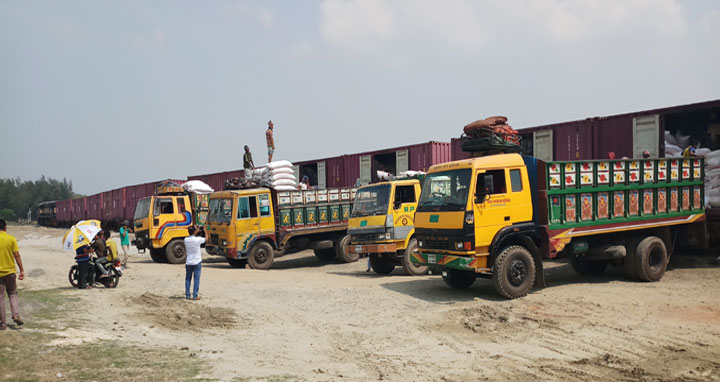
[0,176,80,221]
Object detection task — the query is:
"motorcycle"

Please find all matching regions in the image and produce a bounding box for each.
[68,258,122,288]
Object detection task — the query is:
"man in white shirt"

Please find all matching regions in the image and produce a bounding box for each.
[184,225,206,300]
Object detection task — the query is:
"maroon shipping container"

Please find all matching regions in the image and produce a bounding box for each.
[326,156,345,188]
[71,197,87,223]
[57,199,72,225]
[407,141,452,171]
[86,193,103,220]
[100,190,112,222]
[451,138,471,161]
[109,188,126,222]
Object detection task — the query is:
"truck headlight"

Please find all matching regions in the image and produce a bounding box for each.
[456,242,464,249]
[221,240,227,246]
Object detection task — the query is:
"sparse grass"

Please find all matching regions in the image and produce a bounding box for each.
[0,288,208,382]
[232,375,304,382]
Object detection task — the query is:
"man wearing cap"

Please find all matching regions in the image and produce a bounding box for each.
[119,221,132,269]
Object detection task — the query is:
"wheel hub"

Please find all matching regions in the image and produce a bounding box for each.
[255,249,267,263]
[508,259,527,286]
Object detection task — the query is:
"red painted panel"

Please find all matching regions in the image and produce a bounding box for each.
[326,156,345,188]
[344,153,361,187]
[553,122,594,161]
[86,193,103,220]
[71,197,87,223]
[57,199,72,223]
[594,115,634,159]
[101,191,113,222]
[451,138,471,161]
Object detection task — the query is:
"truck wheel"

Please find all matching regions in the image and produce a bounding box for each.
[492,245,536,299]
[633,236,668,282]
[442,268,476,289]
[149,248,168,263]
[401,239,429,276]
[227,258,247,268]
[165,239,186,264]
[369,254,395,274]
[624,237,644,280]
[314,248,336,261]
[570,255,608,275]
[248,241,274,270]
[335,235,358,263]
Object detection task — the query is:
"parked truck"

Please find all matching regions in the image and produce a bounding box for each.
[347,178,430,275]
[132,182,210,264]
[205,187,357,269]
[411,153,707,298]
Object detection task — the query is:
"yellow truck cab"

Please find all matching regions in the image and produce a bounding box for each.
[347,179,428,275]
[132,183,209,264]
[205,187,356,269]
[413,153,708,298]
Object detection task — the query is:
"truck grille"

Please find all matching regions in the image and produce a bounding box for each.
[352,233,377,243]
[422,236,455,251]
[210,234,219,245]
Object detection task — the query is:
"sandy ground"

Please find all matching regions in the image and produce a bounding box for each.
[5,225,720,381]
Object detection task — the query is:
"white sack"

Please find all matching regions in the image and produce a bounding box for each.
[399,170,426,178]
[707,150,720,160]
[252,167,269,175]
[377,170,393,181]
[182,180,214,194]
[271,167,295,175]
[695,148,712,157]
[267,160,293,170]
[272,173,297,181]
[665,144,682,156]
[273,185,297,191]
[707,156,720,169]
[664,131,678,146]
[710,196,720,208]
[272,179,297,187]
[675,131,690,149]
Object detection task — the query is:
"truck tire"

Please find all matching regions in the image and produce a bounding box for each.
[401,239,429,276]
[369,254,395,274]
[314,248,336,261]
[624,237,644,280]
[570,255,608,276]
[149,248,168,263]
[227,258,247,268]
[492,245,536,299]
[335,235,358,263]
[165,239,186,264]
[247,241,274,270]
[633,236,668,282]
[442,268,476,289]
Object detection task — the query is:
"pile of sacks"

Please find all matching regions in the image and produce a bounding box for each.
[665,130,720,207]
[463,116,520,144]
[182,180,214,194]
[250,160,298,191]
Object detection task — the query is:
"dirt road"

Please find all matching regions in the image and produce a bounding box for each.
[3,225,720,381]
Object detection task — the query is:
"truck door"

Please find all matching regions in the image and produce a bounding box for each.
[392,184,416,240]
[473,169,512,249]
[152,197,176,240]
[236,194,274,253]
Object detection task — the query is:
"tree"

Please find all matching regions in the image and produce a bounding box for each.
[0,176,77,220]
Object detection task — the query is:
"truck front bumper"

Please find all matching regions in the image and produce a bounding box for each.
[412,252,487,272]
[205,245,242,259]
[349,243,397,254]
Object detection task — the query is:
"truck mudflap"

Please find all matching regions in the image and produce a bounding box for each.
[350,243,397,254]
[411,252,485,272]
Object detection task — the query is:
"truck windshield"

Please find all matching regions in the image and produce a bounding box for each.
[134,198,151,220]
[351,184,391,217]
[208,198,233,224]
[417,169,472,212]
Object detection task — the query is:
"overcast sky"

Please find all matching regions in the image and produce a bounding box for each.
[1,0,719,195]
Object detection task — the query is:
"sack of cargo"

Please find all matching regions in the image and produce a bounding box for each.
[272,173,296,181]
[695,148,712,157]
[463,116,508,134]
[707,156,720,169]
[272,179,297,187]
[267,160,293,170]
[271,167,295,175]
[664,130,677,146]
[273,185,297,191]
[182,180,214,194]
[252,166,269,175]
[674,131,690,149]
[665,144,682,156]
[706,168,720,178]
[706,150,720,160]
[399,170,425,178]
[710,196,720,208]
[710,176,720,188]
[709,188,720,199]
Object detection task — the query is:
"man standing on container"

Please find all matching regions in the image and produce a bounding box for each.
[266,120,275,162]
[184,225,205,300]
[243,145,255,178]
[0,219,25,330]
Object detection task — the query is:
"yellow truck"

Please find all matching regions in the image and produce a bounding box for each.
[132,183,209,264]
[347,178,429,275]
[204,187,357,269]
[412,153,707,298]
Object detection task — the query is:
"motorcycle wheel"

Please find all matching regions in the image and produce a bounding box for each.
[68,266,79,288]
[101,268,120,288]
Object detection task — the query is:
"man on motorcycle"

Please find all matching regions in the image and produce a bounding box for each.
[91,232,110,279]
[103,230,118,263]
[75,244,95,289]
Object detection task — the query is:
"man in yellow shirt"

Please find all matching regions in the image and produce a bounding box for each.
[0,219,25,330]
[103,230,118,262]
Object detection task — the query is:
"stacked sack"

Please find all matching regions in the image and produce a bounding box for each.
[667,130,720,207]
[250,160,298,191]
[463,116,520,145]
